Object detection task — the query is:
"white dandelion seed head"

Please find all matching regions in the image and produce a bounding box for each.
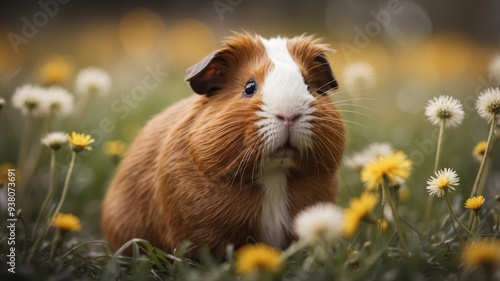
[476,87,500,122]
[343,62,377,90]
[425,95,464,128]
[426,168,460,197]
[489,55,500,85]
[45,86,74,117]
[41,131,67,150]
[11,84,49,116]
[75,67,111,97]
[345,142,393,169]
[294,202,344,246]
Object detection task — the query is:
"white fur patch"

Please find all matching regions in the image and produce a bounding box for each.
[257,37,315,154]
[256,37,316,248]
[258,169,290,248]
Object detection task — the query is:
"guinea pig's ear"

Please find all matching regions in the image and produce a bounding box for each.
[185,51,227,95]
[307,52,338,94]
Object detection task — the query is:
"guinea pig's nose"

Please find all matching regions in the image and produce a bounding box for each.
[276,114,301,129]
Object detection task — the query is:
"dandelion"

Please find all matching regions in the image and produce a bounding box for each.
[45,87,74,117]
[235,243,283,275]
[470,88,500,198]
[103,140,127,157]
[425,95,465,128]
[11,84,48,116]
[345,142,393,169]
[67,131,94,152]
[476,87,500,122]
[294,203,344,246]
[34,132,68,240]
[463,240,500,271]
[51,213,82,233]
[343,192,378,237]
[37,54,73,86]
[361,151,412,190]
[472,141,487,162]
[50,132,93,235]
[465,196,485,212]
[343,62,376,90]
[426,168,459,198]
[466,195,486,236]
[489,54,500,85]
[41,132,67,151]
[75,67,111,97]
[50,213,82,260]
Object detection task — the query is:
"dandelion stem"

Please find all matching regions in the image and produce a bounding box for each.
[382,180,407,251]
[470,116,497,197]
[52,151,76,220]
[22,113,54,195]
[468,212,478,243]
[444,195,471,235]
[424,119,446,226]
[32,149,57,240]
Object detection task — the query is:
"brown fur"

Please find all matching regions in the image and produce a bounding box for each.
[101,33,344,259]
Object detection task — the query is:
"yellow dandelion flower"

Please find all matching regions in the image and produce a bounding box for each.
[343,192,378,237]
[361,151,412,190]
[465,195,485,211]
[67,132,94,152]
[235,243,283,275]
[52,213,82,233]
[37,55,73,86]
[103,140,127,156]
[472,141,487,162]
[463,240,500,268]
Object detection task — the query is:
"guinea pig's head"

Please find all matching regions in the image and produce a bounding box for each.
[185,32,344,183]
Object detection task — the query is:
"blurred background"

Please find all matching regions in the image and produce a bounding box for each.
[0,0,499,236]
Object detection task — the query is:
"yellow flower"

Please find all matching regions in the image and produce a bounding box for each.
[103,140,126,156]
[37,55,73,86]
[361,151,412,190]
[465,195,485,211]
[472,141,487,162]
[463,240,500,268]
[52,213,82,233]
[235,243,283,275]
[343,192,378,237]
[67,132,94,152]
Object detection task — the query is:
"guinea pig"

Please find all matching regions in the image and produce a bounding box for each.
[101,32,345,259]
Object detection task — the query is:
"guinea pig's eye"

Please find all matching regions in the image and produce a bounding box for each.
[242,79,258,98]
[306,83,311,93]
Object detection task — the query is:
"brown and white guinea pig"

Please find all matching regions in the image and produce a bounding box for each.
[101,32,345,259]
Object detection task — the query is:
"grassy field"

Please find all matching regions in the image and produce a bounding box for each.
[1,7,500,280]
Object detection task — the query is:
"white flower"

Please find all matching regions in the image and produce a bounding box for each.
[294,202,344,246]
[489,55,500,85]
[476,87,500,122]
[75,67,111,97]
[11,84,49,116]
[343,62,376,90]
[45,87,74,117]
[424,95,464,128]
[345,142,393,169]
[426,168,460,197]
[41,131,67,150]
